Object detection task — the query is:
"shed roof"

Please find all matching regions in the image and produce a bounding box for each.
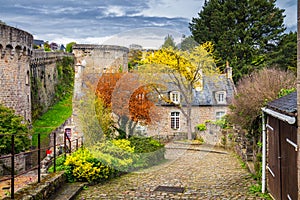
[267,92,297,114]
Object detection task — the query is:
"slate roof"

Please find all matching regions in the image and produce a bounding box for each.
[193,75,235,106]
[267,91,297,114]
[159,74,235,106]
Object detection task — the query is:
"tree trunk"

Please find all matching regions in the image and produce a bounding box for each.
[186,103,193,140]
[187,117,192,140]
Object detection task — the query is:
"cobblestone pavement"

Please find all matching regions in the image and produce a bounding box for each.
[76,143,263,199]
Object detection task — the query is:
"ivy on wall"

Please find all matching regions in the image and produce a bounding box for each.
[31,56,75,121]
[54,56,75,101]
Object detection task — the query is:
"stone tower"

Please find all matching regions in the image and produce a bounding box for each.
[0,24,33,122]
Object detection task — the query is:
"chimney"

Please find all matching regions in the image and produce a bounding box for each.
[225,61,232,80]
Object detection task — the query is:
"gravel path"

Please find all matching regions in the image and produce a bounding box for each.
[76,143,263,199]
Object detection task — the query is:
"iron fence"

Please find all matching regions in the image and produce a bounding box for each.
[0,132,83,199]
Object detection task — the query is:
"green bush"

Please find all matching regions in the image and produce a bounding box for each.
[54,138,165,183]
[196,123,206,131]
[91,139,136,172]
[0,104,31,154]
[128,136,165,168]
[64,148,116,183]
[48,156,67,173]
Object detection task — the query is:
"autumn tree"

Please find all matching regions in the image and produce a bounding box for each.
[189,0,286,82]
[129,86,156,125]
[96,72,160,138]
[96,72,123,107]
[140,44,219,140]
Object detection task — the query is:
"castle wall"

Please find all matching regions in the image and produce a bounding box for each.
[0,24,33,122]
[30,50,74,119]
[0,24,75,122]
[73,44,129,86]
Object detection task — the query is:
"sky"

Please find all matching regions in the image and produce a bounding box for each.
[0,0,297,49]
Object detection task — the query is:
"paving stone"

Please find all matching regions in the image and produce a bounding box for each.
[75,143,264,199]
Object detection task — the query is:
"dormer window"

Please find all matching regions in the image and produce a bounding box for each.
[170,91,180,104]
[215,91,226,104]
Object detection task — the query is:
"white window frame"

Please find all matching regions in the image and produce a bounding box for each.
[171,111,180,130]
[170,91,180,104]
[215,91,226,104]
[216,111,226,120]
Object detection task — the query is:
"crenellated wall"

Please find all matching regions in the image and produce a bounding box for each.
[0,24,128,123]
[0,24,75,122]
[0,24,33,122]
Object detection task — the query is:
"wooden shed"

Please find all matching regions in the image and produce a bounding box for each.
[262,92,298,200]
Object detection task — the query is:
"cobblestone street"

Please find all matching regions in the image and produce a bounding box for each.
[76,143,263,199]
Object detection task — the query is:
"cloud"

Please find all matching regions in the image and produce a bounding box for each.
[141,0,204,19]
[276,0,297,31]
[0,0,296,46]
[102,27,183,49]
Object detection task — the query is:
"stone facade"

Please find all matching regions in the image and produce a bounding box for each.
[0,24,33,122]
[146,105,229,138]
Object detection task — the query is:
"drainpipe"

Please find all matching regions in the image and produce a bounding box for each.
[261,111,266,193]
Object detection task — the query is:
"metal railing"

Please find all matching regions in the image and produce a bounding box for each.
[0,132,83,199]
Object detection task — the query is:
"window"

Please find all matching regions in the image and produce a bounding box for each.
[215,91,226,104]
[171,112,180,130]
[170,91,180,104]
[216,111,225,120]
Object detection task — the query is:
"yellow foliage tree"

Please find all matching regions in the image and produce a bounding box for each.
[139,44,220,140]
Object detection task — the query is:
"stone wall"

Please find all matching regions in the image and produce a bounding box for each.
[72,44,129,91]
[0,24,33,122]
[0,154,26,175]
[30,50,74,118]
[0,24,75,122]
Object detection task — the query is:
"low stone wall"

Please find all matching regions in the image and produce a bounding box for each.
[3,171,66,200]
[0,154,26,176]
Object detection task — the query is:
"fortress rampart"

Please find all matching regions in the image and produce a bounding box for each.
[1,24,129,122]
[0,24,33,122]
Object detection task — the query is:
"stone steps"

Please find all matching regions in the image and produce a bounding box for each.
[50,182,87,200]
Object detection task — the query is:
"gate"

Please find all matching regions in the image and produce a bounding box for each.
[267,116,297,200]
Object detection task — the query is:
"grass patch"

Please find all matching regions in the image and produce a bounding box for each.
[249,184,271,199]
[32,95,72,146]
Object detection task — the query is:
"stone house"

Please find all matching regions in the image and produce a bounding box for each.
[145,66,236,138]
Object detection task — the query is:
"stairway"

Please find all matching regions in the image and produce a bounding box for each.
[49,182,87,200]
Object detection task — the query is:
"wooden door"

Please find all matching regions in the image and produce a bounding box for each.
[279,120,298,200]
[267,116,281,200]
[267,116,298,200]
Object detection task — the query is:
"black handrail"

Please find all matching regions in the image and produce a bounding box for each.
[0,133,83,199]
